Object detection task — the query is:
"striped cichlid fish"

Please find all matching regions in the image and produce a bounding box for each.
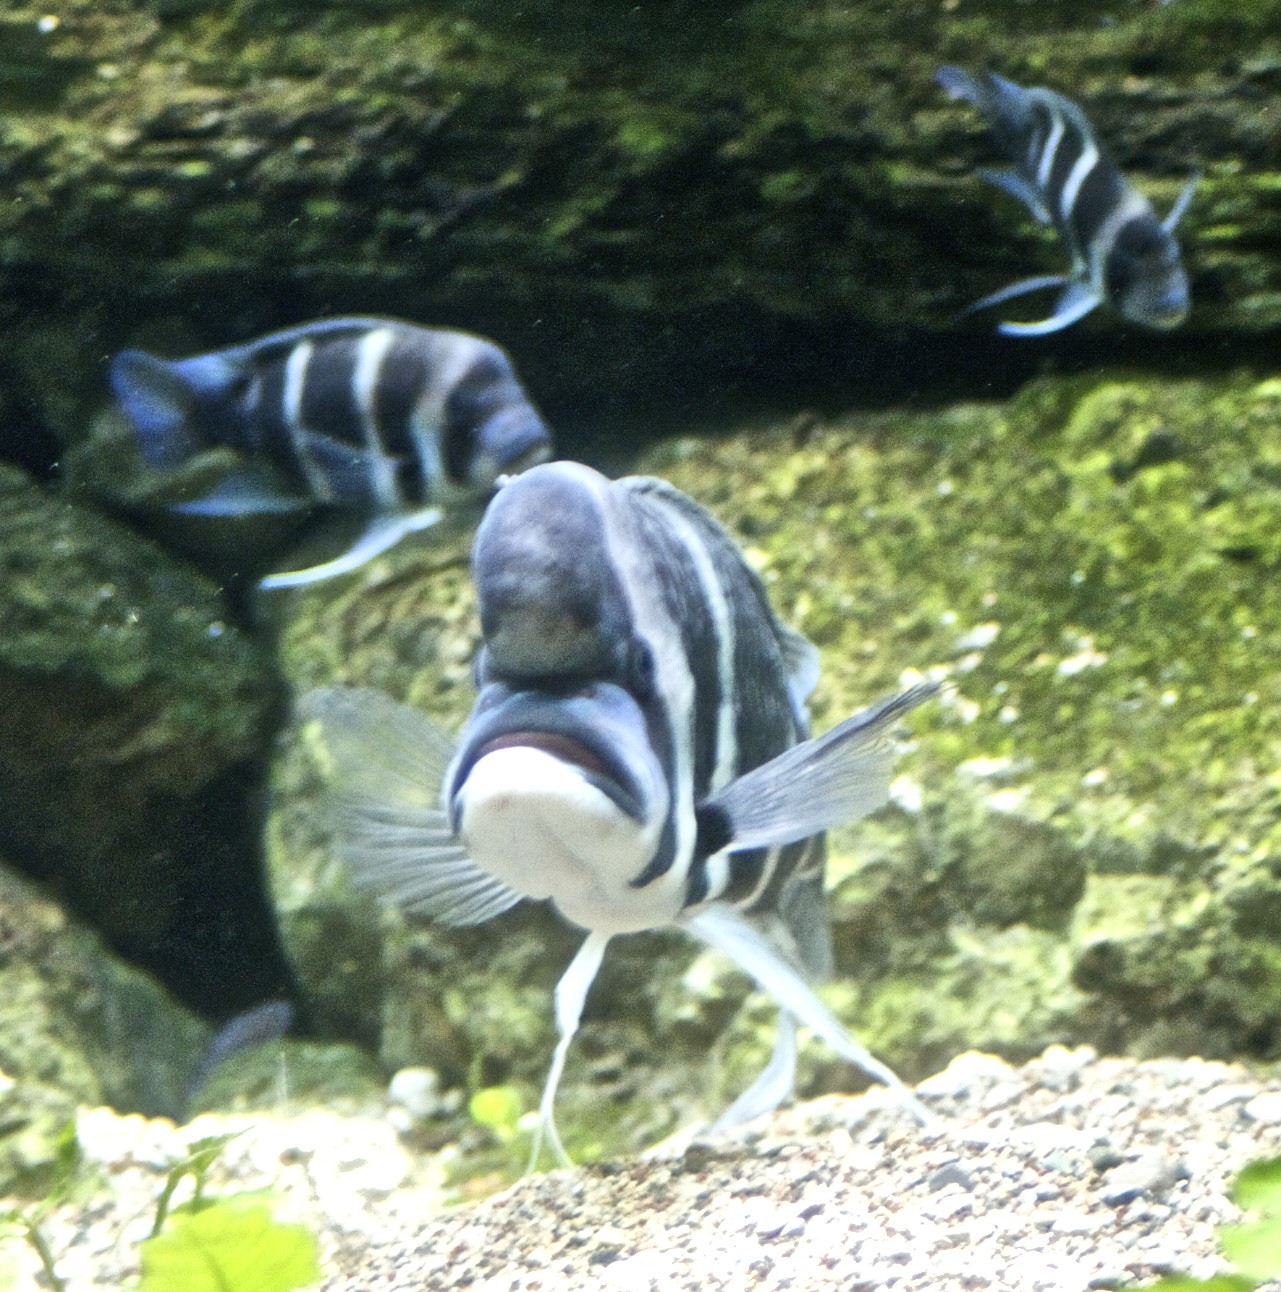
[304,461,937,1167]
[937,66,1197,336]
[110,317,552,588]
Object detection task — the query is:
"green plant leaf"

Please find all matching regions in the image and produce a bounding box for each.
[469,1086,523,1140]
[139,1197,319,1292]
[1233,1157,1281,1217]
[1221,1215,1281,1282]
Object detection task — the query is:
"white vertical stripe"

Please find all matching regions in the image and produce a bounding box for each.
[1035,111,1065,190]
[353,327,402,509]
[283,341,332,501]
[1059,134,1099,227]
[657,505,738,793]
[600,481,697,906]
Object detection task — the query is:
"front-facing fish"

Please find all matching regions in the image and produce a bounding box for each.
[110,317,552,588]
[304,461,937,1167]
[937,66,1197,336]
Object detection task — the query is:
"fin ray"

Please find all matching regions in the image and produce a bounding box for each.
[702,681,938,851]
[299,687,523,927]
[997,279,1102,336]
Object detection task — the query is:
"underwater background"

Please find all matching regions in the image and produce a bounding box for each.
[2,0,1281,1205]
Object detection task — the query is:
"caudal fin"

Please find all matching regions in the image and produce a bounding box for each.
[110,350,201,469]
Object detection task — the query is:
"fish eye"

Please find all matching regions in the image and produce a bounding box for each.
[627,641,657,702]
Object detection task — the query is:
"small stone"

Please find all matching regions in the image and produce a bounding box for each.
[1242,1091,1281,1125]
[387,1067,445,1120]
[1099,1152,1187,1206]
[916,1051,1015,1100]
[928,1162,976,1192]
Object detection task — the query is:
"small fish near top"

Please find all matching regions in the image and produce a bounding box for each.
[304,460,938,1168]
[936,66,1197,337]
[110,317,553,589]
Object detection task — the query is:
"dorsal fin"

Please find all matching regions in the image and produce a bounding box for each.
[775,620,821,718]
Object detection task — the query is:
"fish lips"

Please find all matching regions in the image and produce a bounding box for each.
[446,684,659,830]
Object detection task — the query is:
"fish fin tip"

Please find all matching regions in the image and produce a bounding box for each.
[261,510,443,590]
[110,349,199,468]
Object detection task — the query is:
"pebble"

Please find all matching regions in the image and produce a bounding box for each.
[1242,1091,1281,1125]
[12,1048,1281,1292]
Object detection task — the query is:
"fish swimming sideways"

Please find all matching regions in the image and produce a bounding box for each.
[109,317,553,588]
[304,461,937,1167]
[937,66,1196,336]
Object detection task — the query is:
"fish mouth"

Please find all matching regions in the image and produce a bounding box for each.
[472,730,613,781]
[451,691,651,826]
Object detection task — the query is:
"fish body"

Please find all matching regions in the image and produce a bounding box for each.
[305,462,936,1164]
[109,318,552,587]
[937,66,1196,336]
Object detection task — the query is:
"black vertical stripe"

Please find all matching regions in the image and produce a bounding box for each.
[299,336,365,448]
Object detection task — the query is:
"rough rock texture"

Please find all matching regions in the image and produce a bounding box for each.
[0,864,209,1191]
[2,0,1281,455]
[0,461,293,1013]
[268,369,1281,1168]
[11,1048,1281,1291]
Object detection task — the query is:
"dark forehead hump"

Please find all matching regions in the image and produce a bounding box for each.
[473,465,629,680]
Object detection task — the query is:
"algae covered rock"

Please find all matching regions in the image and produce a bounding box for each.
[3,0,1281,450]
[0,462,292,1012]
[267,367,1281,1161]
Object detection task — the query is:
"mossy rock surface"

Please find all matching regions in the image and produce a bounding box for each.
[3,0,1281,453]
[269,367,1281,1163]
[0,463,291,1010]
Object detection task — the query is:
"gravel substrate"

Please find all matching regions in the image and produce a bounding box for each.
[14,1046,1281,1291]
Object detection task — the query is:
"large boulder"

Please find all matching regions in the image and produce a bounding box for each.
[1,0,1279,451]
[0,462,293,1013]
[268,367,1281,1160]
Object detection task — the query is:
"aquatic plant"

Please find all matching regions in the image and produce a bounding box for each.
[1135,1156,1281,1291]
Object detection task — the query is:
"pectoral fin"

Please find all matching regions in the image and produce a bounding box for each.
[997,279,1102,337]
[696,681,937,852]
[260,507,443,590]
[299,686,521,926]
[172,468,313,517]
[976,167,1053,224]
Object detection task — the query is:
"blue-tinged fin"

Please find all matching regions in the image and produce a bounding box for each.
[110,350,201,469]
[997,278,1102,336]
[966,274,1071,316]
[1163,171,1200,233]
[697,681,938,851]
[975,166,1052,224]
[260,506,443,590]
[299,686,522,925]
[184,1000,294,1114]
[936,63,985,108]
[774,621,821,722]
[171,468,313,517]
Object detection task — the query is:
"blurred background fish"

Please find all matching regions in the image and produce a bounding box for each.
[305,461,936,1168]
[937,66,1196,336]
[107,317,553,589]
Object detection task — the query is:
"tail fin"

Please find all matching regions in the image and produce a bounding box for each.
[936,64,986,110]
[110,350,202,469]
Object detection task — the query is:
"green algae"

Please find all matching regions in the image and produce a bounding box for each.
[268,369,1281,1163]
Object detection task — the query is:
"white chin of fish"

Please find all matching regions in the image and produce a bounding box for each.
[455,746,678,934]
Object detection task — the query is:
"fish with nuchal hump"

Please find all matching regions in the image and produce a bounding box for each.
[303,460,938,1168]
[109,317,553,588]
[937,66,1197,336]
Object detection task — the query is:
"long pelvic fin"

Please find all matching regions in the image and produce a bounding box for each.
[528,932,610,1173]
[685,905,934,1124]
[701,680,937,851]
[261,507,443,590]
[996,278,1102,337]
[966,274,1070,316]
[1163,170,1200,233]
[299,687,522,925]
[709,1010,798,1134]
